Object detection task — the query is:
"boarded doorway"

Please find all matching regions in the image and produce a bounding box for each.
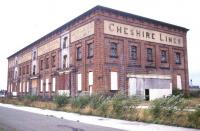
[128,78,136,96]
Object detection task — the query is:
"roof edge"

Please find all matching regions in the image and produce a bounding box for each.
[7,5,189,60]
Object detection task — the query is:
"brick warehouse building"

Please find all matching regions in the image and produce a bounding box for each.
[7,6,189,100]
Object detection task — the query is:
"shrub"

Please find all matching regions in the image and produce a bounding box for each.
[24,95,39,102]
[188,108,200,128]
[53,95,69,107]
[110,93,141,119]
[89,94,107,109]
[70,95,90,109]
[150,94,185,119]
[172,88,183,96]
[97,99,111,117]
[189,90,200,98]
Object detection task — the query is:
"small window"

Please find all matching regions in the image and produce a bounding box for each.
[33,65,36,75]
[23,66,26,75]
[33,51,36,60]
[175,52,181,64]
[110,42,118,58]
[147,48,153,62]
[161,50,167,63]
[63,55,67,68]
[63,37,67,49]
[130,45,137,60]
[40,60,43,70]
[19,67,21,76]
[87,43,93,58]
[26,65,29,74]
[51,55,56,67]
[45,57,49,69]
[77,47,82,60]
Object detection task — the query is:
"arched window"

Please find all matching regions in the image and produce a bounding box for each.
[33,65,36,75]
[63,37,67,49]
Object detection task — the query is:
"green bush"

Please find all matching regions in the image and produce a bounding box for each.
[172,88,183,96]
[150,94,185,119]
[70,95,90,109]
[97,99,111,117]
[189,90,200,98]
[111,93,141,119]
[53,95,69,107]
[188,108,200,128]
[24,95,39,102]
[89,94,107,109]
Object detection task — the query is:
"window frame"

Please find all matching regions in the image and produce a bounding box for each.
[110,42,118,58]
[161,50,167,63]
[147,48,153,62]
[63,37,67,49]
[175,52,181,64]
[51,55,56,68]
[63,55,67,68]
[130,45,137,60]
[33,65,36,75]
[26,65,29,74]
[40,59,43,70]
[76,46,82,60]
[45,57,49,69]
[87,43,93,58]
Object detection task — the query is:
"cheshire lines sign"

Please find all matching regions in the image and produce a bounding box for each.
[104,20,183,47]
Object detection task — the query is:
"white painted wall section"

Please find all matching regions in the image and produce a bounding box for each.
[52,78,56,92]
[111,72,118,90]
[40,80,43,92]
[128,78,136,96]
[58,90,70,96]
[46,79,49,92]
[88,72,93,86]
[19,82,21,92]
[23,82,25,92]
[149,86,172,100]
[27,82,29,92]
[77,74,82,91]
[177,75,182,90]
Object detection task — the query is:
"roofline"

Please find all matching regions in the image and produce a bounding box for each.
[7,5,189,59]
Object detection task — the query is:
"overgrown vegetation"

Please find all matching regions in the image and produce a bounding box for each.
[0,93,200,129]
[53,95,69,107]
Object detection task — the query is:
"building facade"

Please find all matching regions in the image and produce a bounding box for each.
[7,6,189,100]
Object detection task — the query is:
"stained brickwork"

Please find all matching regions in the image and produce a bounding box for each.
[7,6,189,98]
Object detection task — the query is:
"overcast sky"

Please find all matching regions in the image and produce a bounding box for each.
[0,0,199,90]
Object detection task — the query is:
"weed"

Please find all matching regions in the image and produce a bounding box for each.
[53,95,69,107]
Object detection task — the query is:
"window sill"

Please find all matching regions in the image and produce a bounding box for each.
[110,55,118,58]
[161,61,168,63]
[87,56,93,59]
[77,59,82,61]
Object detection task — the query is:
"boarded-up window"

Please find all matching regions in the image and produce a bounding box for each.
[40,80,43,92]
[23,82,25,92]
[129,78,136,96]
[177,75,182,90]
[52,78,56,92]
[19,82,22,92]
[111,72,118,90]
[77,74,82,91]
[88,72,93,86]
[46,79,49,92]
[27,82,29,92]
[11,84,13,92]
